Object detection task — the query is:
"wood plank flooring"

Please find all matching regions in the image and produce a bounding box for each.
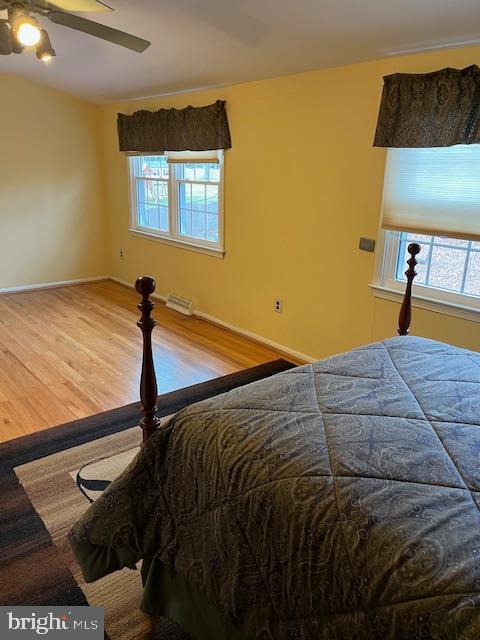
[0,280,297,443]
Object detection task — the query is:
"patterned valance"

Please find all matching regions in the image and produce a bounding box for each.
[117,100,231,153]
[373,65,480,148]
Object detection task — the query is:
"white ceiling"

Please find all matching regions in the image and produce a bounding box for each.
[1,0,480,103]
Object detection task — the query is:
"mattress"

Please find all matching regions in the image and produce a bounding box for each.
[69,336,480,639]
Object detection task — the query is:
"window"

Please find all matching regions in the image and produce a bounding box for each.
[396,233,480,297]
[128,151,224,254]
[375,146,480,316]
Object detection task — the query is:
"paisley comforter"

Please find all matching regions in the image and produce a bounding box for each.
[69,336,480,639]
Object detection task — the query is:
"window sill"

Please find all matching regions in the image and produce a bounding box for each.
[370,284,480,324]
[128,228,225,258]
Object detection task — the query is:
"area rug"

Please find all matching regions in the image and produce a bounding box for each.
[0,359,295,640]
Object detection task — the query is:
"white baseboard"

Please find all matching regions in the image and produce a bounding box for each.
[109,276,132,289]
[0,276,110,295]
[110,276,315,363]
[194,309,316,363]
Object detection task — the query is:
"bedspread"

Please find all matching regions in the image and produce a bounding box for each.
[69,336,480,639]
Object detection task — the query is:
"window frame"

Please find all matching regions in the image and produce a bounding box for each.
[372,229,480,322]
[128,151,225,256]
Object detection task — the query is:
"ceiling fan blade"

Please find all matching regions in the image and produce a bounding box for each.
[45,0,112,11]
[47,11,151,52]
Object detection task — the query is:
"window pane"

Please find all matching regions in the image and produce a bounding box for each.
[135,177,168,232]
[465,252,480,296]
[143,181,158,205]
[428,246,466,291]
[184,164,195,180]
[210,165,220,182]
[139,204,159,228]
[132,155,169,179]
[433,236,469,249]
[184,183,192,207]
[192,209,206,238]
[136,179,148,205]
[192,182,205,205]
[194,165,206,181]
[158,182,168,207]
[195,163,216,181]
[207,213,218,241]
[158,206,168,231]
[403,232,432,244]
[206,185,218,212]
[179,208,190,236]
[176,163,219,243]
[137,201,148,227]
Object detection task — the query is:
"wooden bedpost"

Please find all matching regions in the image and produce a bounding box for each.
[398,243,421,336]
[135,276,160,443]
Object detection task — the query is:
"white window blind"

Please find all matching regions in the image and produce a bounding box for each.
[381,145,480,241]
[165,150,221,164]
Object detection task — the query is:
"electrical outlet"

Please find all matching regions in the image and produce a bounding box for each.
[274,298,283,313]
[120,250,124,259]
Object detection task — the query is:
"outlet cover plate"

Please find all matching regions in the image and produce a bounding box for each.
[359,237,375,253]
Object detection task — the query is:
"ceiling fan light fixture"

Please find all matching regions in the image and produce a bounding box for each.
[36,29,56,62]
[2,1,149,60]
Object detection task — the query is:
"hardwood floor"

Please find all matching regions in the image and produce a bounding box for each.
[0,280,297,443]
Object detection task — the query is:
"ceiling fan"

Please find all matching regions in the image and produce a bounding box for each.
[0,0,151,62]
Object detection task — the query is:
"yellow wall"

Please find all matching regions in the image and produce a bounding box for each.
[3,47,479,358]
[102,45,480,359]
[0,75,107,289]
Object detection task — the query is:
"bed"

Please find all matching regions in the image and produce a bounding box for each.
[68,244,480,639]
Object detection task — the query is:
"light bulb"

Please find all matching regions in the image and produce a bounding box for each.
[17,21,41,47]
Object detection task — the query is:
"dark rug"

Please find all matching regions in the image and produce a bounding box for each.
[0,359,294,639]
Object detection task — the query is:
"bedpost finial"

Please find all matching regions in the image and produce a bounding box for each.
[135,276,156,297]
[135,275,159,444]
[405,243,421,281]
[407,243,421,259]
[398,243,421,337]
